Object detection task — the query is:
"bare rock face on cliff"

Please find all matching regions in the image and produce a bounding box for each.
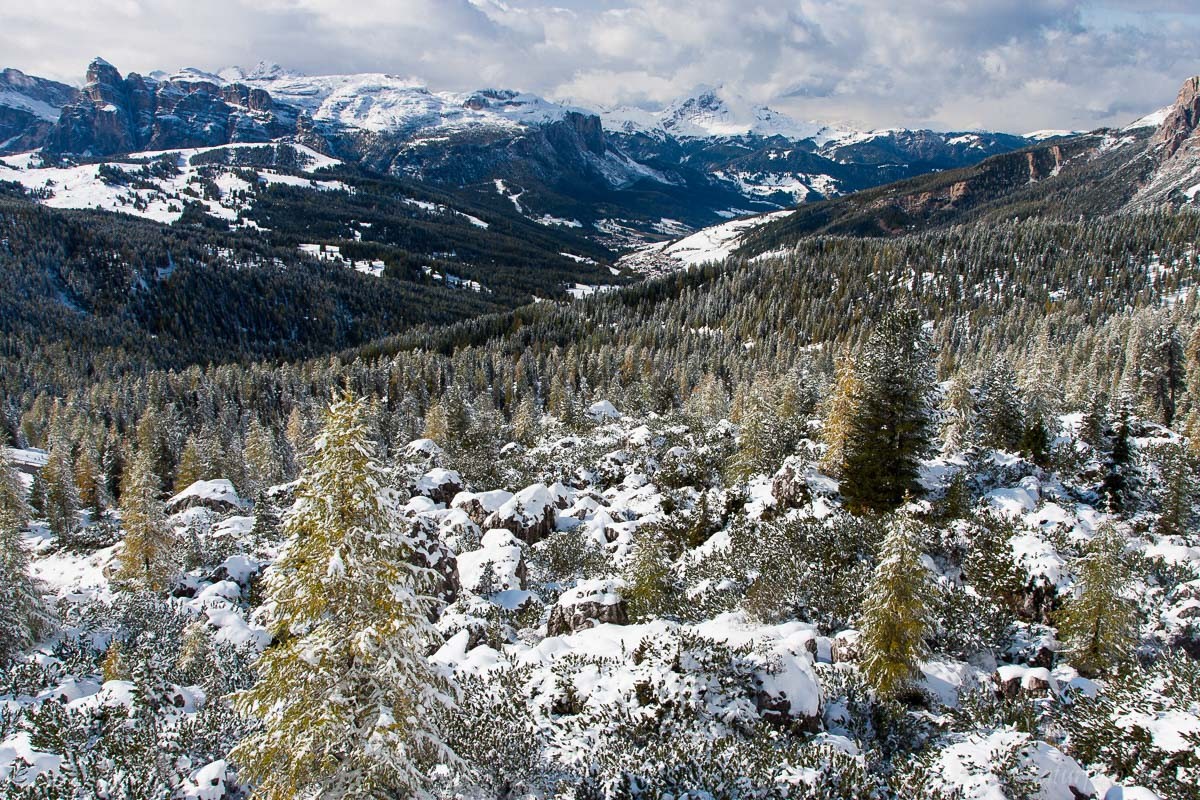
[1129,75,1200,206]
[0,68,78,154]
[45,57,299,156]
[1152,76,1200,160]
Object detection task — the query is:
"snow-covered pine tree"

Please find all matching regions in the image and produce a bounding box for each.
[974,362,1025,452]
[1101,395,1139,514]
[858,513,932,701]
[243,419,283,498]
[1139,319,1185,427]
[114,447,178,592]
[42,435,80,541]
[249,490,281,545]
[840,308,936,513]
[821,357,863,476]
[0,445,53,664]
[726,376,780,483]
[938,372,975,456]
[231,395,456,798]
[1153,442,1199,537]
[1057,523,1139,676]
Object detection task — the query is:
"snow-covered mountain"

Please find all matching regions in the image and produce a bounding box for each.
[600,85,837,142]
[0,68,78,153]
[228,63,584,136]
[0,58,1041,244]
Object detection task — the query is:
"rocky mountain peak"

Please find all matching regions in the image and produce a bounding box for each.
[85,57,121,86]
[1152,75,1200,159]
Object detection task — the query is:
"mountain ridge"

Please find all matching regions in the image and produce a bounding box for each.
[0,57,1044,244]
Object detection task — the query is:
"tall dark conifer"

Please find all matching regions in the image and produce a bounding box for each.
[840,307,936,514]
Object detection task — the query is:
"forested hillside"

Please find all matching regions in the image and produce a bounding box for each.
[2,173,1199,797]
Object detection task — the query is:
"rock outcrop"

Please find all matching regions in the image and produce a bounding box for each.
[1153,76,1200,160]
[483,484,557,544]
[547,579,629,636]
[0,68,78,154]
[166,480,250,515]
[45,57,299,157]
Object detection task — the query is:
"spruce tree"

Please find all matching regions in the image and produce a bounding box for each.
[1140,321,1185,427]
[1058,523,1139,676]
[42,437,80,541]
[1152,442,1198,538]
[250,490,281,545]
[0,448,52,664]
[1101,396,1138,514]
[231,395,456,799]
[974,363,1025,452]
[114,448,178,592]
[840,308,936,513]
[938,373,975,455]
[858,513,932,701]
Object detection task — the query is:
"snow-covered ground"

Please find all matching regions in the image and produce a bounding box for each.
[0,143,344,225]
[617,209,794,275]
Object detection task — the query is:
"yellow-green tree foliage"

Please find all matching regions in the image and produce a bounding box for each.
[858,514,932,701]
[1058,523,1139,677]
[114,448,177,592]
[231,395,456,799]
[820,360,863,476]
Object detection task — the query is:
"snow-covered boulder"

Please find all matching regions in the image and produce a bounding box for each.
[933,730,1094,800]
[831,629,861,663]
[409,516,461,605]
[457,529,527,594]
[755,653,822,732]
[994,664,1056,699]
[414,468,463,505]
[404,438,443,462]
[181,759,228,800]
[483,483,557,544]
[166,480,249,515]
[586,399,620,421]
[547,579,628,636]
[451,489,514,527]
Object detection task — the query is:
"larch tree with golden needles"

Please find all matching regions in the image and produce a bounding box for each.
[1057,523,1139,677]
[114,446,178,593]
[820,359,863,476]
[231,395,456,799]
[858,513,933,702]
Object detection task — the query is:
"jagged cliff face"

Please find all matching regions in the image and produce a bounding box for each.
[1153,76,1200,160]
[1128,75,1200,207]
[45,59,298,156]
[0,68,78,152]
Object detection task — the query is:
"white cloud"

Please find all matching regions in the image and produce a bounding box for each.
[1,0,1197,132]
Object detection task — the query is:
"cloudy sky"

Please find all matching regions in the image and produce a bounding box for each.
[2,0,1198,133]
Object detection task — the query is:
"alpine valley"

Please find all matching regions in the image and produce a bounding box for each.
[1,46,1200,800]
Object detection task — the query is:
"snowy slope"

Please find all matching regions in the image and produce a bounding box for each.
[0,143,343,225]
[617,209,794,274]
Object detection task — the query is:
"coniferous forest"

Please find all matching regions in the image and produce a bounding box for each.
[3,40,1200,800]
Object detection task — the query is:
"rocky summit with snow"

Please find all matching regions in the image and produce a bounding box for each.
[2,28,1200,800]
